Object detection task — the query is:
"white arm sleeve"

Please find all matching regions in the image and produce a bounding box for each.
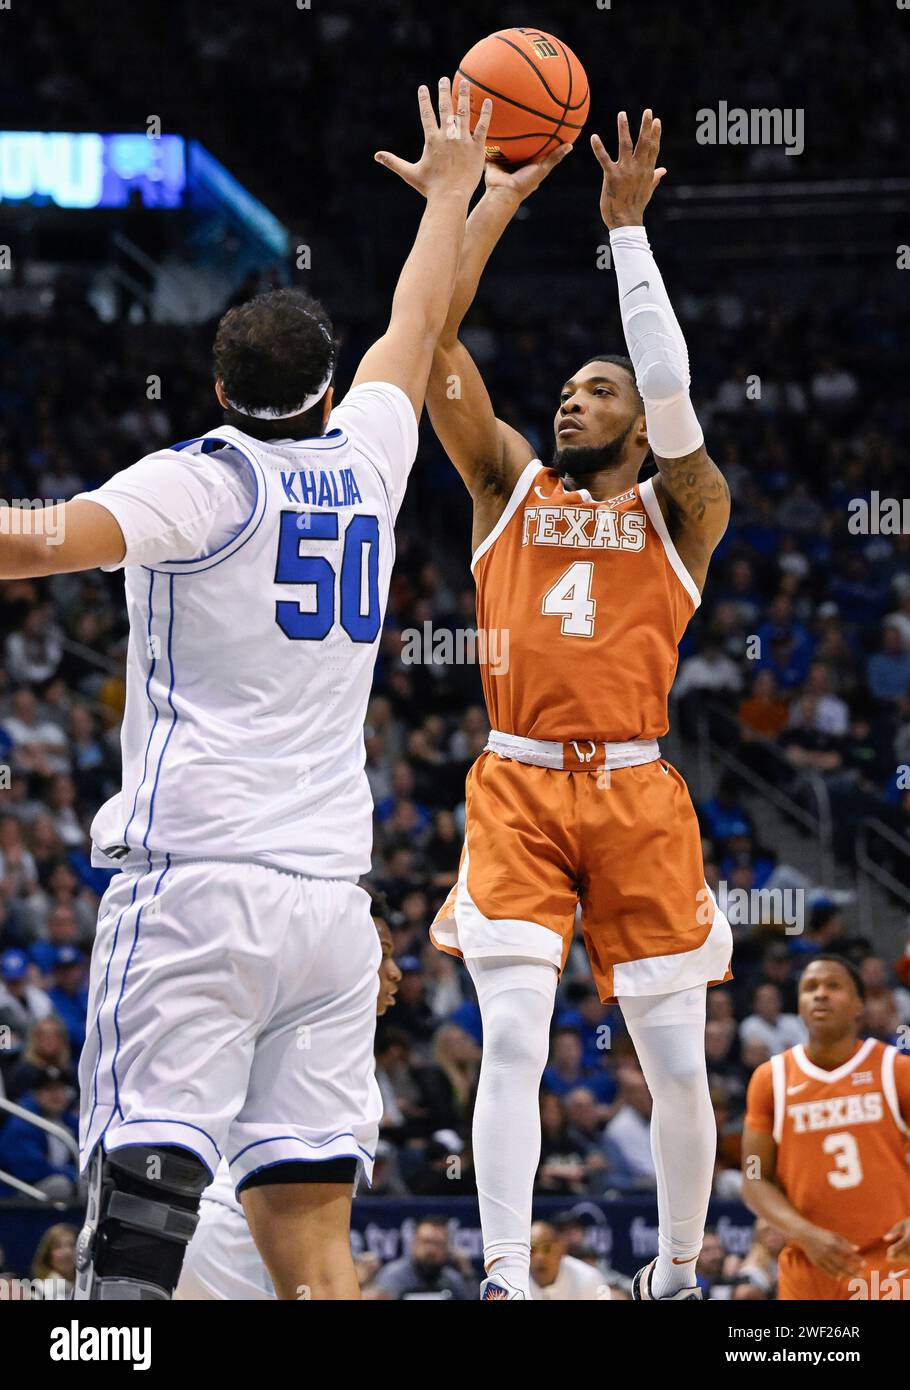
[72,447,257,571]
[329,381,419,518]
[609,225,704,459]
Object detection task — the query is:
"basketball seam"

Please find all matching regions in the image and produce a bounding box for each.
[456,65,588,132]
[493,31,589,113]
[553,38,574,151]
[474,130,570,142]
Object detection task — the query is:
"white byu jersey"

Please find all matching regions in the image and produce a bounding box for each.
[78,382,417,880]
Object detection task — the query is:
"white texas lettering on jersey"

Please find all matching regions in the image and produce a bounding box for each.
[787,1091,884,1134]
[521,505,647,551]
[86,382,417,881]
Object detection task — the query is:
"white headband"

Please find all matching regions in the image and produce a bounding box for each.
[224,361,334,420]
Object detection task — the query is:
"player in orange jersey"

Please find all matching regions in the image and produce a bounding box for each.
[383,111,731,1299]
[742,955,910,1300]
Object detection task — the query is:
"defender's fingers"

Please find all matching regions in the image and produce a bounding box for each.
[617,111,633,159]
[417,84,438,137]
[633,108,652,157]
[455,78,471,138]
[590,132,616,170]
[374,152,419,183]
[437,76,454,131]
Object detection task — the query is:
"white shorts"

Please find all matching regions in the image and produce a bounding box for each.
[78,858,382,1191]
[175,1192,274,1301]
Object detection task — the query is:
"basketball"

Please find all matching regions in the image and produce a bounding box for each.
[454,27,590,167]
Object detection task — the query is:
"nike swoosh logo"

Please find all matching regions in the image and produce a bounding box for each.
[672,1255,698,1265]
[534,486,548,499]
[623,279,649,297]
[787,1082,809,1095]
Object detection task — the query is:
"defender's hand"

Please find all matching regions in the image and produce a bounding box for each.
[591,109,666,230]
[375,78,492,199]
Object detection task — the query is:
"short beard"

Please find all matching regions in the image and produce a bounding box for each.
[551,422,635,479]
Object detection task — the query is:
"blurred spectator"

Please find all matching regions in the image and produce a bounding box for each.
[44,947,89,1055]
[537,1091,589,1196]
[375,1029,457,1144]
[0,948,53,1047]
[739,983,806,1054]
[542,1028,616,1105]
[5,1016,73,1100]
[696,1227,727,1298]
[31,1222,76,1299]
[731,1219,786,1300]
[369,1217,472,1300]
[529,1219,607,1300]
[867,626,910,703]
[0,1067,79,1200]
[1,689,69,777]
[385,957,435,1048]
[430,1023,480,1128]
[602,1063,656,1190]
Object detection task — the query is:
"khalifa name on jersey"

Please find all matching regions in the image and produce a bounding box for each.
[281,468,363,508]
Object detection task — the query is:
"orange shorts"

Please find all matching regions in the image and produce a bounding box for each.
[430,751,732,1002]
[778,1244,910,1301]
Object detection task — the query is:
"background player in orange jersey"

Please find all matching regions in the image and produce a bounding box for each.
[384,111,731,1300]
[743,955,910,1301]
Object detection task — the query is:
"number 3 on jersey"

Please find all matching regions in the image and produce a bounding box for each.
[542,561,596,637]
[275,510,380,643]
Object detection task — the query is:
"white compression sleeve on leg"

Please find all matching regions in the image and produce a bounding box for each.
[617,985,714,1298]
[465,955,558,1296]
[609,224,704,459]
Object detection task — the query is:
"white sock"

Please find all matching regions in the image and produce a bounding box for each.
[618,986,714,1299]
[466,955,558,1295]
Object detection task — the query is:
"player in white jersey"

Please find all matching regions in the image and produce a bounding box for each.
[174,891,400,1300]
[0,81,491,1301]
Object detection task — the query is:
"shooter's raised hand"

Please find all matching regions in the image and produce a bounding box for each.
[483,141,574,206]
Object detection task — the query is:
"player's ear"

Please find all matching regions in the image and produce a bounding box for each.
[214,379,228,410]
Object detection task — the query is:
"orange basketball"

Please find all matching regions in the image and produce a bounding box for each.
[454,27,590,167]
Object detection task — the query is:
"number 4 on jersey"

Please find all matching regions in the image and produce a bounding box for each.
[542,561,596,637]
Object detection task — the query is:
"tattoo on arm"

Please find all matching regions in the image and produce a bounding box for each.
[656,451,730,530]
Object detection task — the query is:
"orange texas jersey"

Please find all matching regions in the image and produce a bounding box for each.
[472,463,701,743]
[745,1038,910,1252]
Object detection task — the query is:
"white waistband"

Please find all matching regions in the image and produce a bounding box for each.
[485,730,661,771]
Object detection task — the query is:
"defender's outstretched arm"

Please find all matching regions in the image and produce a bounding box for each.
[354,78,491,419]
[592,111,730,590]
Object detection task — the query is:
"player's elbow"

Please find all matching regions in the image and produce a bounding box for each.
[637,354,690,405]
